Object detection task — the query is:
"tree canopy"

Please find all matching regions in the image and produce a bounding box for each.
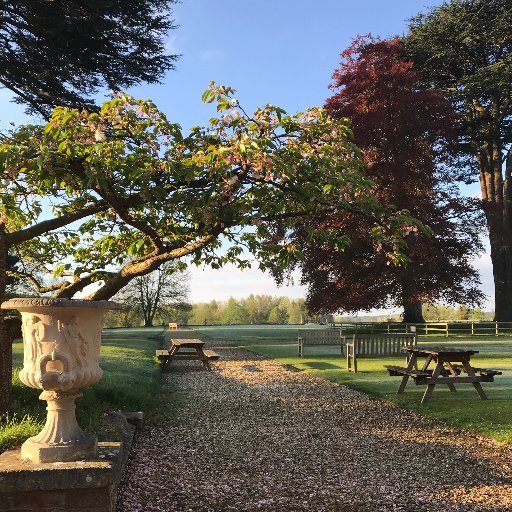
[0,84,421,411]
[1,83,420,303]
[0,0,179,117]
[292,36,483,322]
[404,0,512,320]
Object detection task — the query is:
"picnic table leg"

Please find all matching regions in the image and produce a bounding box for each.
[420,355,433,371]
[443,362,457,392]
[164,343,183,369]
[421,362,443,404]
[196,348,212,371]
[397,354,418,394]
[461,361,488,400]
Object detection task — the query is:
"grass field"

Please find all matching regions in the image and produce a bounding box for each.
[194,325,512,444]
[1,327,164,453]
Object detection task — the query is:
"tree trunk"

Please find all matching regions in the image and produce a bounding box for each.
[481,145,512,320]
[490,244,512,321]
[0,229,11,416]
[402,302,424,323]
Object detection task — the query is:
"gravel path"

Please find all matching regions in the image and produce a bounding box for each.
[117,340,512,512]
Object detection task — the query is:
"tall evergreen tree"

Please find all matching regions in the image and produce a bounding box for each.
[0,0,179,117]
[404,0,512,320]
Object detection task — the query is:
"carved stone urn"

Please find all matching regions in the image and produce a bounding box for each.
[1,298,118,463]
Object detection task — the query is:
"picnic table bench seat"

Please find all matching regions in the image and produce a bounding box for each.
[450,364,502,380]
[384,365,432,384]
[384,364,502,383]
[156,348,220,362]
[202,349,220,360]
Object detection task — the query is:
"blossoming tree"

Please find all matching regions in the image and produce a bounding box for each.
[0,84,420,413]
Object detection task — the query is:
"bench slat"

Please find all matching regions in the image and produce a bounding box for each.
[384,365,431,377]
[451,364,502,377]
[203,349,220,360]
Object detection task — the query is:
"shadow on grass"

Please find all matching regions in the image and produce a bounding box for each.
[303,361,341,370]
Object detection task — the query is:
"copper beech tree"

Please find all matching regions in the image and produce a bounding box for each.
[291,37,483,323]
[0,84,420,413]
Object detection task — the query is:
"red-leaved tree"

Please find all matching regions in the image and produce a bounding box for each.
[294,36,484,322]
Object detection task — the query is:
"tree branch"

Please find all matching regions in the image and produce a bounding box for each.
[87,231,222,300]
[6,201,111,246]
[7,270,68,294]
[52,270,117,299]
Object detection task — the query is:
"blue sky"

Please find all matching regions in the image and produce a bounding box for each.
[2,0,494,310]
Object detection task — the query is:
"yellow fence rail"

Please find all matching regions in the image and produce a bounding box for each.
[330,321,512,337]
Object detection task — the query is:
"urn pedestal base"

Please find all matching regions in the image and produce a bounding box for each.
[0,442,122,512]
[20,435,97,465]
[20,391,97,464]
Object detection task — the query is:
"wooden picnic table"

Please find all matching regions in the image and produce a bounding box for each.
[156,338,219,371]
[385,346,501,404]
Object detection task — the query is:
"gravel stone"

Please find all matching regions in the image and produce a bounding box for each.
[117,342,512,511]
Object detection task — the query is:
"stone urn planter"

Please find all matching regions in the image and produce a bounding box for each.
[1,298,118,463]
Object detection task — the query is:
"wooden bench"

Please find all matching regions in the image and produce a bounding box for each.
[168,322,178,330]
[346,333,417,373]
[298,329,345,357]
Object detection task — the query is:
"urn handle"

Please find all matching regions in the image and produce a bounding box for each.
[37,352,75,391]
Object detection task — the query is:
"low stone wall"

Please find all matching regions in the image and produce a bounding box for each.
[0,412,140,512]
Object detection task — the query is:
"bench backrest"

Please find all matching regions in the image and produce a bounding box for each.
[351,333,416,357]
[298,329,343,345]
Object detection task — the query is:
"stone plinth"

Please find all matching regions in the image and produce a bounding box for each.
[0,442,123,512]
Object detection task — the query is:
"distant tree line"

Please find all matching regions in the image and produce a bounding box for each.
[188,296,308,326]
[422,305,494,323]
[104,295,309,327]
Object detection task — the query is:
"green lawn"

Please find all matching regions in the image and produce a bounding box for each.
[1,327,164,452]
[194,325,512,444]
